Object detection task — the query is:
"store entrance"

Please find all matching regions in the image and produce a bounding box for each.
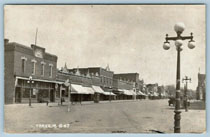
[50,90,55,102]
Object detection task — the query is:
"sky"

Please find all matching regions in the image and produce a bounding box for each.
[4,5,206,90]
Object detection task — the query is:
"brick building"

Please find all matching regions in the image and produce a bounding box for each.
[113,73,145,99]
[68,66,114,89]
[113,73,144,92]
[56,65,116,103]
[4,39,147,104]
[4,39,58,104]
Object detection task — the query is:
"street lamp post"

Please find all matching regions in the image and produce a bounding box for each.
[163,22,195,133]
[109,86,111,102]
[182,76,191,112]
[27,76,34,107]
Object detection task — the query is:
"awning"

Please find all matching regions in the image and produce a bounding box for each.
[92,86,105,94]
[71,84,90,94]
[84,86,95,94]
[118,89,125,92]
[129,90,137,95]
[122,89,133,96]
[137,91,147,96]
[103,91,116,96]
[154,92,159,97]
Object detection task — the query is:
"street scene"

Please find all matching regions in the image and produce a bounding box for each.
[4,99,205,133]
[4,5,206,133]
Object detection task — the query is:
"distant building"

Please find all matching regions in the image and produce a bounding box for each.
[157,85,167,98]
[196,73,206,101]
[146,83,159,98]
[4,39,58,104]
[113,73,144,92]
[113,73,145,99]
[68,66,114,89]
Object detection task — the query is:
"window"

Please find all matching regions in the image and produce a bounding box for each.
[32,62,36,75]
[41,64,44,76]
[49,64,53,77]
[21,57,27,73]
[31,59,37,75]
[41,62,46,76]
[21,59,25,73]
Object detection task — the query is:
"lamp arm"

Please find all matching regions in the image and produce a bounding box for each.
[166,36,178,41]
[180,36,193,40]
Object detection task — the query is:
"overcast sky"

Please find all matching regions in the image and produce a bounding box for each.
[4,5,205,90]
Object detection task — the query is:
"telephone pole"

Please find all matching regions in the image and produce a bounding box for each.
[182,76,191,112]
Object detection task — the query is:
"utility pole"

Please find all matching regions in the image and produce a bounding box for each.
[182,76,191,112]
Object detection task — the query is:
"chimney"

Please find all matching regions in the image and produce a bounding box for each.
[4,39,9,45]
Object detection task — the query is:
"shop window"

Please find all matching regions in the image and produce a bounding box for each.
[38,90,49,98]
[22,89,37,98]
[22,89,29,98]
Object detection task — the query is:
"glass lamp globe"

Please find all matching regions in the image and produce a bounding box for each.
[175,39,183,48]
[188,40,196,49]
[163,42,170,50]
[174,22,185,34]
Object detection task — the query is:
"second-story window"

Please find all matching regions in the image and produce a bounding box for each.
[41,62,46,76]
[31,59,37,75]
[49,64,53,77]
[41,64,44,76]
[21,57,27,73]
[21,59,25,73]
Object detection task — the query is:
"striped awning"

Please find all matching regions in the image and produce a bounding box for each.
[84,86,95,94]
[92,86,105,94]
[71,84,94,94]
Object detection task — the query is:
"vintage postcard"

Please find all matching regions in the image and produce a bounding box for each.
[4,5,206,133]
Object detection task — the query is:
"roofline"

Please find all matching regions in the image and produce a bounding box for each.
[68,67,114,73]
[7,42,57,58]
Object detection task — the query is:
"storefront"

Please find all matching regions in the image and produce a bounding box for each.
[14,77,58,103]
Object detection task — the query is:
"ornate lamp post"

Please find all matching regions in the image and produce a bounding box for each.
[182,76,191,112]
[163,22,195,133]
[27,76,34,106]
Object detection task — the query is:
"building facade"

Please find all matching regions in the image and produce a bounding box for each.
[4,39,58,104]
[68,67,114,89]
[113,73,144,92]
[146,83,159,99]
[196,73,206,101]
[4,40,150,104]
